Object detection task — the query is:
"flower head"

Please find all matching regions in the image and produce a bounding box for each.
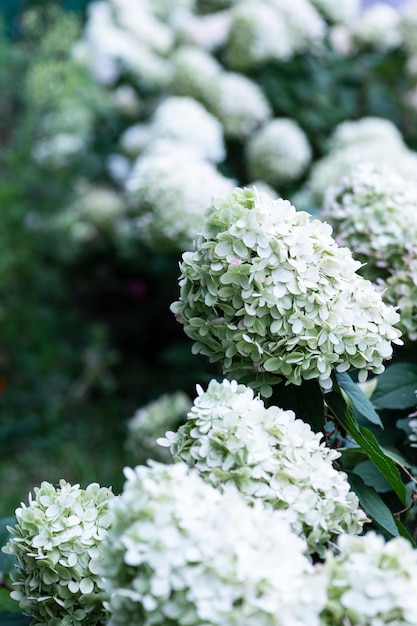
[322,163,417,281]
[171,187,402,393]
[100,461,326,626]
[3,480,114,626]
[246,118,312,186]
[320,532,417,626]
[127,390,191,463]
[125,144,234,251]
[160,378,367,554]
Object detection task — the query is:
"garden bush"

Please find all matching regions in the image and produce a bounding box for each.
[2,0,417,624]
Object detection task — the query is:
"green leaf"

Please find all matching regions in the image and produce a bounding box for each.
[372,363,417,410]
[352,459,392,493]
[0,589,20,613]
[336,371,383,428]
[0,612,32,625]
[326,378,408,506]
[348,473,413,543]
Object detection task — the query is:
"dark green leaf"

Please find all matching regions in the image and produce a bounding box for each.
[336,371,383,428]
[372,363,417,410]
[348,473,413,543]
[352,459,392,493]
[326,379,407,506]
[0,612,32,626]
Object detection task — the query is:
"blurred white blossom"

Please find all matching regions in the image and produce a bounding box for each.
[320,532,417,626]
[246,118,312,186]
[100,461,327,626]
[127,391,191,463]
[125,144,234,251]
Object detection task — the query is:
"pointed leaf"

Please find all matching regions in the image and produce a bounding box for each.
[326,379,407,506]
[372,363,417,410]
[336,371,383,427]
[348,473,414,543]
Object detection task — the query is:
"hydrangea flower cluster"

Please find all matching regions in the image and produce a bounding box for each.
[306,117,417,203]
[127,390,191,463]
[349,3,402,52]
[322,163,417,281]
[225,0,325,70]
[57,181,127,245]
[100,461,326,626]
[125,144,234,251]
[171,187,402,393]
[246,118,312,186]
[160,378,367,554]
[383,253,417,342]
[145,96,226,162]
[3,480,114,626]
[320,532,417,626]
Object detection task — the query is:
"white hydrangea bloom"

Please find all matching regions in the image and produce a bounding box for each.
[3,480,114,626]
[171,187,402,393]
[307,118,417,203]
[134,0,197,21]
[208,72,272,138]
[320,532,417,626]
[160,378,367,554]
[310,0,360,23]
[58,182,127,243]
[246,118,312,186]
[322,163,417,281]
[170,44,223,105]
[328,117,404,152]
[127,391,191,463]
[268,0,326,54]
[80,1,172,88]
[119,123,152,158]
[383,253,417,342]
[349,3,402,52]
[226,2,293,70]
[149,96,226,162]
[125,144,234,251]
[400,0,417,58]
[110,0,173,54]
[100,461,327,626]
[173,8,231,50]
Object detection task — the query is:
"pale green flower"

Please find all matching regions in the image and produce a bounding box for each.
[322,163,417,281]
[160,378,367,554]
[100,461,326,626]
[246,118,312,186]
[171,187,402,394]
[127,391,191,463]
[3,480,114,626]
[383,253,417,342]
[320,532,417,626]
